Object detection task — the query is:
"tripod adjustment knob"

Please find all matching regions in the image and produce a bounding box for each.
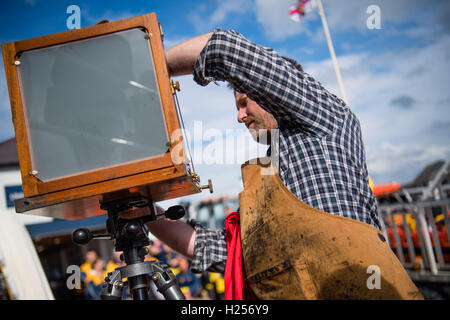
[125,221,140,237]
[72,228,112,246]
[72,228,93,245]
[165,205,186,220]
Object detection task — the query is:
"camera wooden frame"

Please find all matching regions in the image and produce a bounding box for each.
[1,13,203,220]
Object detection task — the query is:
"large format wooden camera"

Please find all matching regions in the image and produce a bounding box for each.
[2,13,209,220]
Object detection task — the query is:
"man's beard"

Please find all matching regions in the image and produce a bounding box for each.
[248,127,273,145]
[244,117,277,145]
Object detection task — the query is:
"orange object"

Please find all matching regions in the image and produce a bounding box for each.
[372,183,401,197]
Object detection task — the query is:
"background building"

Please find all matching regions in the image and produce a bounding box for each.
[0,137,113,299]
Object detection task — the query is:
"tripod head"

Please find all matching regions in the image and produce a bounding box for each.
[72,197,186,300]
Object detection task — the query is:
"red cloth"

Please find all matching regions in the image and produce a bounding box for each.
[224,212,243,300]
[224,212,255,300]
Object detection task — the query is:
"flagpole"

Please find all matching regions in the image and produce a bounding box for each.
[316,0,349,104]
[315,1,377,208]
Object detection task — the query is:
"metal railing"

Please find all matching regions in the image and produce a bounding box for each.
[377,159,450,280]
[379,200,450,275]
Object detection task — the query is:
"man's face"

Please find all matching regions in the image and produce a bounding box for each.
[86,251,98,264]
[235,92,278,143]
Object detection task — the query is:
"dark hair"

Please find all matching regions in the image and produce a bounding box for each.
[281,56,303,72]
[227,56,303,92]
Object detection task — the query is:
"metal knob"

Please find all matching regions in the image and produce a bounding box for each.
[72,228,93,246]
[201,179,213,193]
[165,205,186,220]
[72,228,112,246]
[171,80,180,94]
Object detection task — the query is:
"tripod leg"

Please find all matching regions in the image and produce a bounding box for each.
[101,269,124,300]
[151,263,185,300]
[122,247,150,300]
[127,276,149,300]
[98,198,188,300]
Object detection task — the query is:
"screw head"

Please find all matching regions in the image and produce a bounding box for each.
[151,273,161,282]
[139,247,149,257]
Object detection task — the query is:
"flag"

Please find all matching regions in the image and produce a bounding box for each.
[289,0,317,22]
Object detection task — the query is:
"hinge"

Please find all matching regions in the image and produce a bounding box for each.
[159,23,164,41]
[170,80,180,94]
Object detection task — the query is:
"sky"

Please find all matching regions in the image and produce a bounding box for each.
[0,0,449,209]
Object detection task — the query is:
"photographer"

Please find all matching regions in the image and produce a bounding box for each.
[127,29,422,300]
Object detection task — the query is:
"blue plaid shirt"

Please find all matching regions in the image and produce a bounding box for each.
[189,29,380,274]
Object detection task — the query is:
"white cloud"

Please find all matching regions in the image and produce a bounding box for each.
[304,35,450,184]
[188,0,253,33]
[366,143,450,184]
[208,0,250,25]
[186,1,449,43]
[320,0,443,33]
[252,0,450,41]
[254,0,319,41]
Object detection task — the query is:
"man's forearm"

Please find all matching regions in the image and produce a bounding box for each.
[165,32,213,76]
[146,219,196,259]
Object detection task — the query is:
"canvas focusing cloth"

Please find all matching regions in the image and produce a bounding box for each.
[238,158,423,300]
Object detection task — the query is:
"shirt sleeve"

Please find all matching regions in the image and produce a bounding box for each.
[193,28,348,137]
[187,219,227,274]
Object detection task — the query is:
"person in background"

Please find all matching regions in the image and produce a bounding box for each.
[149,240,178,265]
[80,249,99,277]
[104,250,133,299]
[104,250,124,276]
[201,271,225,300]
[175,256,201,300]
[209,272,225,300]
[167,254,181,276]
[84,258,105,300]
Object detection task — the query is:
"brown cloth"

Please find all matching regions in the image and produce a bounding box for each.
[239,158,423,300]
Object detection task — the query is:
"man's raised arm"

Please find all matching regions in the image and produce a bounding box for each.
[165,32,213,76]
[146,216,196,259]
